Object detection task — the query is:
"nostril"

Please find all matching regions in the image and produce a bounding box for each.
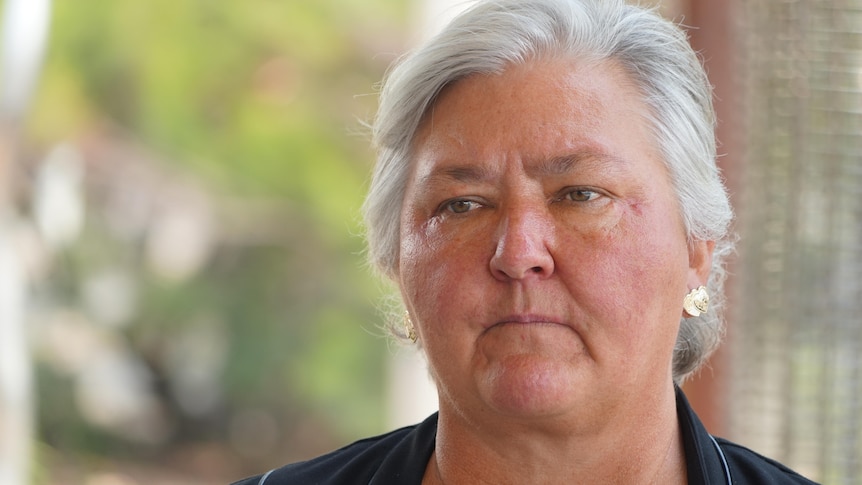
[488,219,556,280]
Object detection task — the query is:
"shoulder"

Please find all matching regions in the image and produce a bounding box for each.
[715,437,820,484]
[231,414,438,485]
[675,388,818,483]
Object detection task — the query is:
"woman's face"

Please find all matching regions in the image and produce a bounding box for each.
[398,59,712,426]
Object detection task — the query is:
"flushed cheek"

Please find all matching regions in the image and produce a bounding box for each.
[566,213,686,338]
[399,225,487,323]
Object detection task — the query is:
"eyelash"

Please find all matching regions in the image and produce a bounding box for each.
[436,187,604,217]
[559,187,602,203]
[440,198,482,215]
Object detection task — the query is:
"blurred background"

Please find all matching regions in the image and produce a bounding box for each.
[0,0,859,484]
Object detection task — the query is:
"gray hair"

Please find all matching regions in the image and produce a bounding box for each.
[363,0,734,383]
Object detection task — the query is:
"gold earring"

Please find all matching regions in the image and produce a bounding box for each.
[404,312,417,343]
[683,286,709,317]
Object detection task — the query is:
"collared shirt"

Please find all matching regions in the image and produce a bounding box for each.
[232,389,818,484]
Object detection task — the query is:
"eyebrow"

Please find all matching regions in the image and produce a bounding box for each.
[531,150,628,177]
[416,149,628,187]
[417,164,496,187]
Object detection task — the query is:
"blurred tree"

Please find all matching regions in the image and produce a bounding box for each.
[19,0,410,481]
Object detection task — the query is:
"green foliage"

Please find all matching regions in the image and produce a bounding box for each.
[33,0,405,229]
[26,0,408,473]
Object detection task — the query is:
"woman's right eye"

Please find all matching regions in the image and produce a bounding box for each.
[444,199,479,214]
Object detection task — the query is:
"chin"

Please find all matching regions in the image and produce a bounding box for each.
[480,355,588,417]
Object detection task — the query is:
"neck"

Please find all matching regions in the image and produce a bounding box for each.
[423,383,686,485]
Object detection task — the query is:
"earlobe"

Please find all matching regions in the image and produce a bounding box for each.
[688,239,715,287]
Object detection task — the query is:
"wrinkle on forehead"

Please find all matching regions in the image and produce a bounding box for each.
[411,58,647,149]
[413,147,633,191]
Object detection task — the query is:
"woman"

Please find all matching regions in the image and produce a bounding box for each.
[234,0,817,483]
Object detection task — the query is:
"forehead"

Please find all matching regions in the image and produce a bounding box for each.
[410,58,659,177]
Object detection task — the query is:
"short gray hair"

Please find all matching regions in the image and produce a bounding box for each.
[363,0,734,383]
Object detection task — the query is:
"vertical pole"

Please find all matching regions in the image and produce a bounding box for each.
[0,218,32,485]
[679,0,742,438]
[0,0,52,483]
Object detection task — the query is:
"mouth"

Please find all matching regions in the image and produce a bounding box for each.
[487,314,568,330]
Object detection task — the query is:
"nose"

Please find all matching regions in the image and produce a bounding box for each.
[489,203,556,281]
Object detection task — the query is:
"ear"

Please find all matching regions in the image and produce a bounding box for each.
[687,239,715,289]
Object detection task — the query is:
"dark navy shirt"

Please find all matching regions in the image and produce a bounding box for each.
[232,389,818,484]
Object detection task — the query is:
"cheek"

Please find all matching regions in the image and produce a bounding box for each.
[615,198,689,278]
[399,229,438,308]
[565,208,688,331]
[398,217,486,318]
[567,232,685,379]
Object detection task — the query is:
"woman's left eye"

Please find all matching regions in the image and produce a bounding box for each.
[562,188,601,202]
